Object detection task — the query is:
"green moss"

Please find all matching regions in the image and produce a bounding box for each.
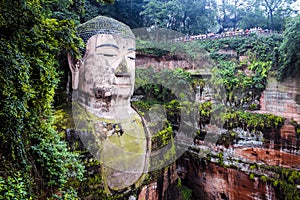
[53,104,75,137]
[180,185,193,200]
[250,164,257,170]
[151,122,173,149]
[217,152,224,166]
[221,110,285,131]
[260,175,267,182]
[258,165,300,199]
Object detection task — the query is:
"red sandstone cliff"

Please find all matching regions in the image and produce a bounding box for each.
[136,53,212,72]
[179,158,276,200]
[138,164,180,200]
[177,157,276,200]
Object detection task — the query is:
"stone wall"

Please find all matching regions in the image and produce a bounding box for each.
[257,77,300,123]
[136,53,212,71]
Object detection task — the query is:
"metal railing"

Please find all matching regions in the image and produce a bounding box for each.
[173,30,282,42]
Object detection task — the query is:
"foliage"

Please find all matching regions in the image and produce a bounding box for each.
[81,0,297,35]
[136,33,282,72]
[137,39,212,66]
[0,0,86,198]
[81,0,144,27]
[140,0,216,34]
[217,0,246,30]
[260,175,267,182]
[53,105,75,137]
[136,39,171,57]
[216,130,238,148]
[134,67,199,137]
[278,15,300,80]
[199,34,283,62]
[211,60,271,109]
[217,0,297,31]
[261,0,297,30]
[259,165,300,200]
[238,8,269,30]
[217,151,224,166]
[221,110,285,131]
[151,121,173,149]
[0,173,31,200]
[134,68,193,102]
[179,185,193,200]
[198,102,212,128]
[50,187,80,200]
[32,133,85,187]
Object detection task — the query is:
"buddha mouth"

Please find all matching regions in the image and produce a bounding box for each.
[94,87,112,99]
[114,73,131,86]
[115,72,130,77]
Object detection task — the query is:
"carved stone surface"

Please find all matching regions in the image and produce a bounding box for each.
[76,33,136,119]
[69,16,149,191]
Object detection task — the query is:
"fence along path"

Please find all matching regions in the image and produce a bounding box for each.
[174,29,282,42]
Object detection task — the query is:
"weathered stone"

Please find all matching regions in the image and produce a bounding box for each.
[280,124,297,147]
[136,53,211,71]
[68,16,149,192]
[138,164,179,200]
[256,77,300,123]
[234,147,300,168]
[177,158,276,200]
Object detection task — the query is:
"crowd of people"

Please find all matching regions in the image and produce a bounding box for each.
[174,27,276,42]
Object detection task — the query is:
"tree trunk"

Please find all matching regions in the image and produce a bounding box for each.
[270,9,274,30]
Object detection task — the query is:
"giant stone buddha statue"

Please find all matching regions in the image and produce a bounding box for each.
[68,16,149,191]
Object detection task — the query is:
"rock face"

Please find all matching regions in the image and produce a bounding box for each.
[138,164,180,200]
[257,77,300,123]
[134,58,300,200]
[136,54,193,70]
[177,157,276,200]
[136,53,212,71]
[234,147,300,168]
[280,124,298,148]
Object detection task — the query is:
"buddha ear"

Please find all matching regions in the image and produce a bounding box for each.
[67,52,80,90]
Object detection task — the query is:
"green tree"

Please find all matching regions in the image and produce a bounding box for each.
[278,15,300,79]
[81,0,145,27]
[185,0,217,34]
[140,0,217,34]
[261,0,297,30]
[218,0,245,30]
[140,0,171,28]
[238,0,269,29]
[211,60,271,109]
[216,0,297,31]
[0,0,88,198]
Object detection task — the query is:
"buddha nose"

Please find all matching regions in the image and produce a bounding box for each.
[115,58,130,77]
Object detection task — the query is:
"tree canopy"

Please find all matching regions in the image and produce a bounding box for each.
[83,0,299,34]
[278,14,300,79]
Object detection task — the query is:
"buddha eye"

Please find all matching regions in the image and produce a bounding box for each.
[128,56,135,61]
[103,54,117,57]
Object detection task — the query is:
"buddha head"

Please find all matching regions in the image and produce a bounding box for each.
[68,16,136,119]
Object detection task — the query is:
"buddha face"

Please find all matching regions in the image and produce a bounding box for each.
[76,34,136,117]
